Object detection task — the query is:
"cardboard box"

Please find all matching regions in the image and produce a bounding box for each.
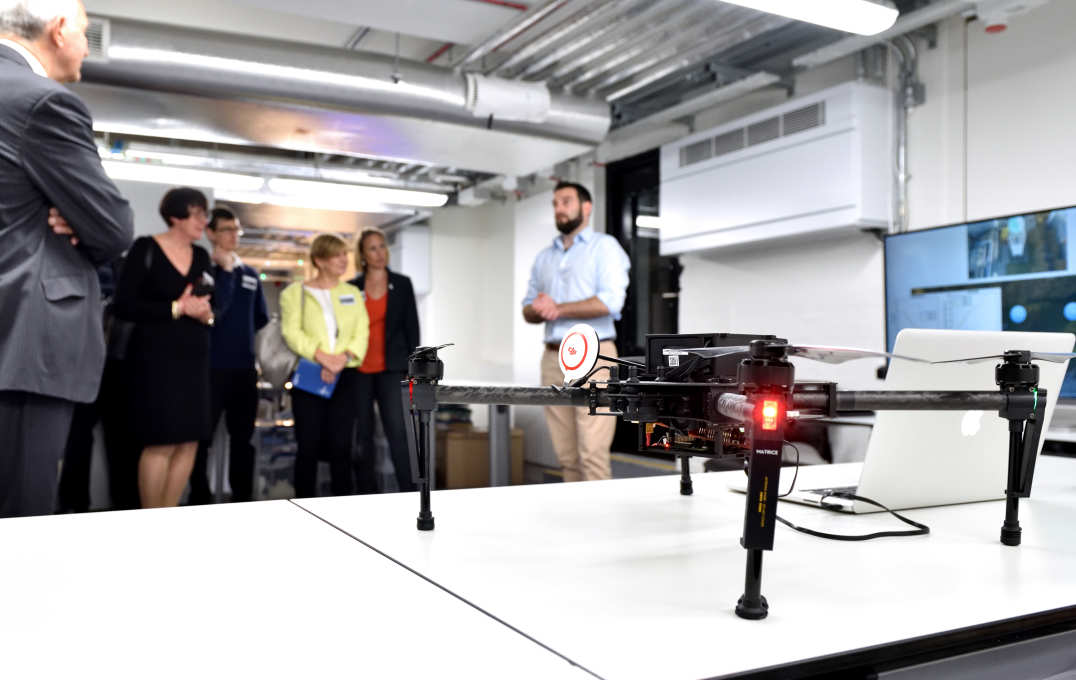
[435,426,524,489]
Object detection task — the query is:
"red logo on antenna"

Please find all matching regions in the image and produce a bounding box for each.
[560,332,588,371]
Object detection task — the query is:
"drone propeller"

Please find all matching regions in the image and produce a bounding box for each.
[933,351,1076,365]
[663,343,928,365]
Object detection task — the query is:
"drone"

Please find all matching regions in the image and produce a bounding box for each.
[399,325,1074,620]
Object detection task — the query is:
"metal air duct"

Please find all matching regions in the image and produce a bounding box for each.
[82,17,610,145]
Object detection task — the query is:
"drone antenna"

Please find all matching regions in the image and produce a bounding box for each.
[598,354,644,369]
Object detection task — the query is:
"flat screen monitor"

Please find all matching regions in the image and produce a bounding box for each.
[884,205,1076,398]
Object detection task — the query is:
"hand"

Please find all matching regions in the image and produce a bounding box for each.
[315,350,348,374]
[321,368,337,384]
[49,208,78,246]
[185,295,213,324]
[211,248,234,271]
[325,352,349,374]
[532,292,560,321]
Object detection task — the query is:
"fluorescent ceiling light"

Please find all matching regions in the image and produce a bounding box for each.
[215,189,401,215]
[121,149,212,167]
[268,177,449,208]
[102,161,265,192]
[93,121,251,146]
[635,215,662,229]
[716,0,898,36]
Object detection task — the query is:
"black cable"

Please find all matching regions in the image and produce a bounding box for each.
[778,441,800,497]
[775,493,930,541]
[752,439,930,540]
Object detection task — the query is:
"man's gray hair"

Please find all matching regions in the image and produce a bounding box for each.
[0,0,80,41]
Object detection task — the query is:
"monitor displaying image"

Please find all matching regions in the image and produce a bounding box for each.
[885,206,1076,397]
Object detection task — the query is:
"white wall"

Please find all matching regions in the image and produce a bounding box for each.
[512,190,559,468]
[678,233,886,389]
[424,201,516,430]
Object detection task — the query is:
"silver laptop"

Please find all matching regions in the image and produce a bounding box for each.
[731,329,1074,513]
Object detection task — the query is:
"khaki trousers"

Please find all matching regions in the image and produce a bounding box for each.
[540,340,618,482]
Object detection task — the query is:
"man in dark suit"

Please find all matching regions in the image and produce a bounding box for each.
[0,0,135,518]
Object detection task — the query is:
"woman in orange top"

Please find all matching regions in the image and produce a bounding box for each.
[350,228,420,492]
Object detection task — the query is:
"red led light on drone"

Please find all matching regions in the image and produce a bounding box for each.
[760,399,780,431]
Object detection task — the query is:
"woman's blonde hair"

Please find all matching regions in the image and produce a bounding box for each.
[309,233,348,270]
[355,227,388,275]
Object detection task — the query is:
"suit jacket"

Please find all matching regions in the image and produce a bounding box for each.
[349,269,420,373]
[0,45,134,403]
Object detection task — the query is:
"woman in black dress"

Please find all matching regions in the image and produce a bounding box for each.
[113,188,215,508]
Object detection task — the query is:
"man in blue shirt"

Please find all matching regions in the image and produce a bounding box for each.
[522,182,630,481]
[190,208,269,503]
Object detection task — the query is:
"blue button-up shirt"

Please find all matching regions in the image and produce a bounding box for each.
[522,227,631,344]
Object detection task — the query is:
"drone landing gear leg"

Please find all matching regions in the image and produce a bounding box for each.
[737,549,768,620]
[1001,420,1024,546]
[996,357,1046,547]
[402,380,436,531]
[679,456,693,496]
[735,397,785,620]
[415,408,435,531]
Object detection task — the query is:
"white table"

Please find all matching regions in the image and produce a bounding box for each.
[0,500,594,680]
[295,456,1076,680]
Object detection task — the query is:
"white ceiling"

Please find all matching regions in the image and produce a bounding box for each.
[87,0,521,60]
[224,0,522,45]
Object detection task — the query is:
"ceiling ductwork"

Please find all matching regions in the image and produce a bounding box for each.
[82,16,610,146]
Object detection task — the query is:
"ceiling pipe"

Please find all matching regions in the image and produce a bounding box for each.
[611,71,782,132]
[83,17,610,145]
[517,0,681,81]
[793,0,976,69]
[452,0,574,70]
[487,0,634,77]
[600,15,789,101]
[557,2,742,91]
[544,0,700,84]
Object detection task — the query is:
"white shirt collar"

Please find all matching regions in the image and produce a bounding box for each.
[230,252,243,268]
[0,39,48,79]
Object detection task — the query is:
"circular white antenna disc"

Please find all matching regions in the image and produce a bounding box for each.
[559,324,600,384]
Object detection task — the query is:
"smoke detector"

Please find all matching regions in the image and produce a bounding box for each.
[974,0,1052,33]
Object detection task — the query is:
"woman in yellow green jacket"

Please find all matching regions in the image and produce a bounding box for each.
[281,234,369,497]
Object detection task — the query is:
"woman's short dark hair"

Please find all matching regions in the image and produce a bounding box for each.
[159,187,209,227]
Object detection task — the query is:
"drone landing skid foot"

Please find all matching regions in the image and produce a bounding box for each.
[736,548,769,620]
[1000,520,1021,546]
[736,594,769,620]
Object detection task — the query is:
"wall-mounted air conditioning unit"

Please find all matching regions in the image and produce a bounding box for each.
[659,81,893,255]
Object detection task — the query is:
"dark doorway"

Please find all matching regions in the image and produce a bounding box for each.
[605,149,683,455]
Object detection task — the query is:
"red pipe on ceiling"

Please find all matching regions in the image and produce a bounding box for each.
[427,0,529,63]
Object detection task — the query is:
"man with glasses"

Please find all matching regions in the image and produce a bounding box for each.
[190,207,269,504]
